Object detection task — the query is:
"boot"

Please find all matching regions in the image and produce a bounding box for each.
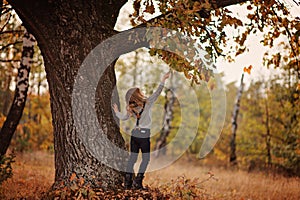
[133,173,145,190]
[124,173,133,190]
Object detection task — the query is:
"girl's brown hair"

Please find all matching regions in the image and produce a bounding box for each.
[125,88,147,116]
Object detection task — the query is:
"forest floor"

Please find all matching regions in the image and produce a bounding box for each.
[0,151,300,200]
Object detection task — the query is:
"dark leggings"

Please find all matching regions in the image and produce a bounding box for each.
[126,129,150,174]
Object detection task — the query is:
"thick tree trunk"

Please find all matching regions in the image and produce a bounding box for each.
[229,73,244,165]
[0,30,35,157]
[7,0,146,189]
[8,0,251,189]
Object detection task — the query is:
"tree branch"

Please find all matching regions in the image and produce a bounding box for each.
[0,0,3,17]
[271,5,299,72]
[0,41,22,51]
[0,12,12,32]
[134,0,250,29]
[0,59,21,62]
[201,25,224,56]
[292,0,299,6]
[0,30,24,35]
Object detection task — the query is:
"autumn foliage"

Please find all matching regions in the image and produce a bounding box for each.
[1,0,300,199]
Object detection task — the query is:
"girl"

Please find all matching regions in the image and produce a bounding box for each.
[113,72,170,190]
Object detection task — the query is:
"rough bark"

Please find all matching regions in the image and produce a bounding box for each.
[0,30,35,157]
[7,0,149,189]
[229,73,244,165]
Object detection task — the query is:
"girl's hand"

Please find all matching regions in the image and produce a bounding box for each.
[162,71,171,82]
[112,103,119,113]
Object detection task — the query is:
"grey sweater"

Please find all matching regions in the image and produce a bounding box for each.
[115,82,165,129]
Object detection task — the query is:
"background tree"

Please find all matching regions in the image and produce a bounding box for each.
[0,2,51,153]
[229,66,251,165]
[0,30,36,157]
[154,72,176,157]
[0,2,23,117]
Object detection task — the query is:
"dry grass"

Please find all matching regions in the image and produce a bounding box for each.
[1,152,300,199]
[0,151,54,200]
[147,157,300,200]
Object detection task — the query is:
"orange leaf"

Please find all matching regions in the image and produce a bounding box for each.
[243,65,253,75]
[70,173,76,181]
[145,3,155,14]
[79,177,85,186]
[297,83,300,91]
[184,71,192,79]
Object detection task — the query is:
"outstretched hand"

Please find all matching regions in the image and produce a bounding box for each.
[161,71,171,83]
[112,103,119,113]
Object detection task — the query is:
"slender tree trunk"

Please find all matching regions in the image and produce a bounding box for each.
[229,73,244,165]
[285,70,300,175]
[264,98,272,166]
[2,73,12,116]
[154,76,175,157]
[36,70,42,123]
[0,30,35,157]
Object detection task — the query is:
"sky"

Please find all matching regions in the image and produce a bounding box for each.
[115,0,299,86]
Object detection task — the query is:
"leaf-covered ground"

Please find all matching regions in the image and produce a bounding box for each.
[1,151,300,199]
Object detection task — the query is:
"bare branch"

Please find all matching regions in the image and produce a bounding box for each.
[292,0,299,6]
[0,0,3,17]
[1,7,13,16]
[0,12,12,32]
[200,26,224,56]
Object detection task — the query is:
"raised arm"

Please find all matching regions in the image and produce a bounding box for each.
[113,103,130,121]
[148,72,170,104]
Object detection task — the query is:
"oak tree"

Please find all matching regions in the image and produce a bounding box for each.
[6,0,299,189]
